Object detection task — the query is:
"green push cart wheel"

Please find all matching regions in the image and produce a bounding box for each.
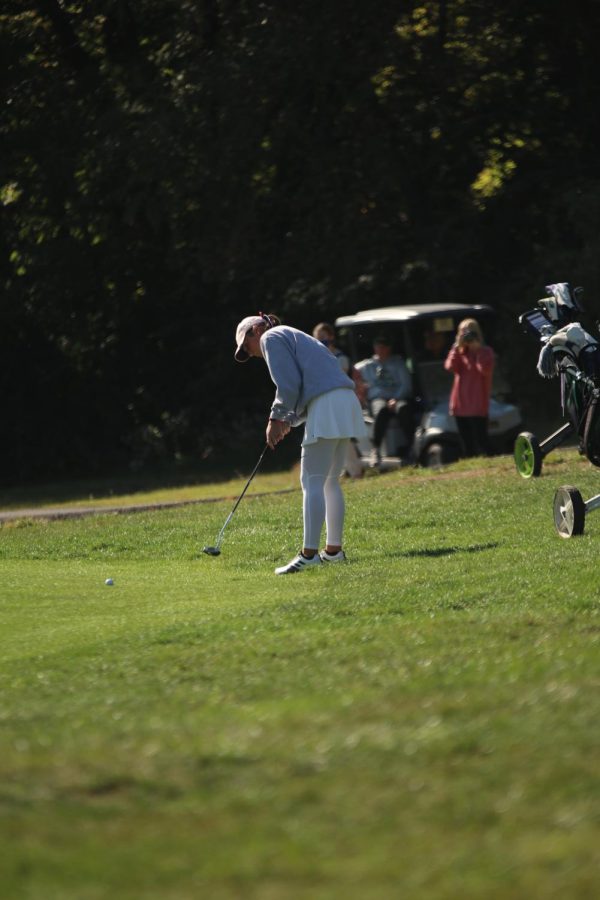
[514,431,543,478]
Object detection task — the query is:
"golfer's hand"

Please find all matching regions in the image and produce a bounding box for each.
[266,419,290,449]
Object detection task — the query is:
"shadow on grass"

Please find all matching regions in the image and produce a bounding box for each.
[391,542,500,559]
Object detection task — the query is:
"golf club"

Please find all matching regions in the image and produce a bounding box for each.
[202,443,269,556]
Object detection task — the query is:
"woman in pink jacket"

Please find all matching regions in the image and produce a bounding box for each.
[444,318,495,457]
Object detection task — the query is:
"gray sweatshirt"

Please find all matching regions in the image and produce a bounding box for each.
[261,325,354,426]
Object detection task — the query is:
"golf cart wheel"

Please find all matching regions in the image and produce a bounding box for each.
[424,443,444,468]
[514,431,543,478]
[553,486,585,538]
[422,442,459,468]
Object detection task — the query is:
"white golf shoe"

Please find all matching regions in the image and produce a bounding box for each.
[319,549,347,563]
[275,553,322,575]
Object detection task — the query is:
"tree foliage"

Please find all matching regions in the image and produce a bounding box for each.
[3,1,600,481]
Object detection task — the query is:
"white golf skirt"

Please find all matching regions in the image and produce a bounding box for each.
[302,388,367,446]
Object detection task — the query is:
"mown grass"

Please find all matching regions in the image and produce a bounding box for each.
[1,450,599,898]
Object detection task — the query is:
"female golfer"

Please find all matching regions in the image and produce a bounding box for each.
[234,313,366,574]
[444,318,495,457]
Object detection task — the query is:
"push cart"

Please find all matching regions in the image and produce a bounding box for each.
[516,282,600,536]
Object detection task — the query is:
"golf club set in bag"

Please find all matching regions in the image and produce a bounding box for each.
[515,282,600,537]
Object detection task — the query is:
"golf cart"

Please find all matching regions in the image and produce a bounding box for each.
[335,303,522,469]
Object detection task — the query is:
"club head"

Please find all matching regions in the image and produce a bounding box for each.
[202,546,221,556]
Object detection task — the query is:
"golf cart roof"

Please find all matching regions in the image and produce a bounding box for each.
[335,303,493,327]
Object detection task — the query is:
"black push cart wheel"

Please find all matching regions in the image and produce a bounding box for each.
[514,431,543,478]
[553,485,585,538]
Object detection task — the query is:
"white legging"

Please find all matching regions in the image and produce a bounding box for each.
[300,438,349,549]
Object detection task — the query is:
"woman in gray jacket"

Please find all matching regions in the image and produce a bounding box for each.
[234,313,366,574]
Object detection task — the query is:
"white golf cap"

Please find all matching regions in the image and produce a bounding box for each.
[234,315,265,362]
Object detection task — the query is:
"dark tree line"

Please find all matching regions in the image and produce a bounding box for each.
[3,1,600,483]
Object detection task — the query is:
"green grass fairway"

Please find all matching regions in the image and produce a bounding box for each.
[1,451,599,898]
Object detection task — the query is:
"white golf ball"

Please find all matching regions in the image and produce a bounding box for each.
[105,578,114,586]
